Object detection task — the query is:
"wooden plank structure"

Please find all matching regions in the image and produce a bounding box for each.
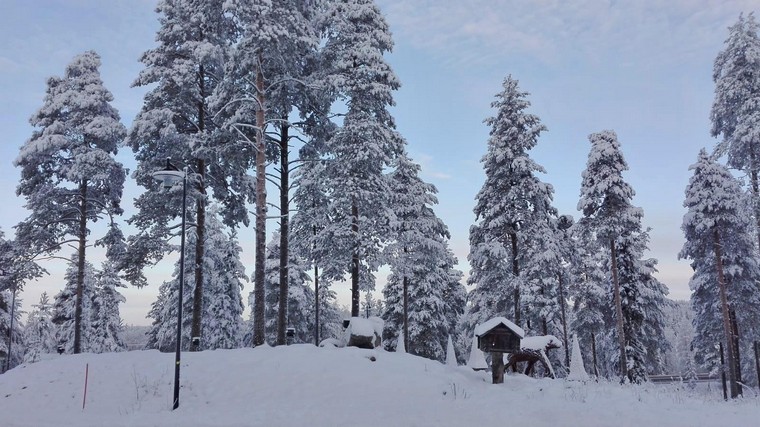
[649,373,719,384]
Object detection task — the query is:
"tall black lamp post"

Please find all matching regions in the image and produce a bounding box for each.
[152,159,187,410]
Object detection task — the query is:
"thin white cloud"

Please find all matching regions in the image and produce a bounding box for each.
[378,0,759,68]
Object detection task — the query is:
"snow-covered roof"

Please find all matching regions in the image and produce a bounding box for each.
[474,317,525,338]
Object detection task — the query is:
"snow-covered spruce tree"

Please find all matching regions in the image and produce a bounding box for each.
[317,0,405,317]
[146,210,246,351]
[577,130,663,383]
[89,261,126,353]
[290,152,335,344]
[465,75,553,334]
[711,13,760,249]
[613,229,671,379]
[661,300,696,376]
[14,51,126,354]
[127,0,237,352]
[679,149,760,398]
[381,152,465,361]
[521,217,564,337]
[23,292,57,363]
[53,256,97,354]
[261,232,314,345]
[569,225,611,378]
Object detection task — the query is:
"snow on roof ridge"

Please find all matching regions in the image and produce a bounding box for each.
[473,317,525,338]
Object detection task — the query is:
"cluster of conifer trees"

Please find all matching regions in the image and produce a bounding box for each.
[0,3,758,391]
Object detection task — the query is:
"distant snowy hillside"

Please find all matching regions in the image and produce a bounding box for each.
[1,345,757,427]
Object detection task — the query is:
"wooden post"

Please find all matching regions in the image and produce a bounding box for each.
[492,352,504,384]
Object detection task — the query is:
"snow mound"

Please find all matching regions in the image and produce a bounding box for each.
[0,346,757,426]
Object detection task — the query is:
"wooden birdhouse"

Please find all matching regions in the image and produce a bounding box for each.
[475,317,525,354]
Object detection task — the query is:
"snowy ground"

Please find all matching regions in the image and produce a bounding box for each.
[1,345,758,427]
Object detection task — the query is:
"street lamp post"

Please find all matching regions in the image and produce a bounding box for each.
[152,159,187,410]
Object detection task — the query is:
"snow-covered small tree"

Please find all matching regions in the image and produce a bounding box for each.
[146,210,246,351]
[567,335,589,381]
[23,292,58,363]
[382,152,465,361]
[446,335,457,367]
[15,51,126,354]
[261,233,313,345]
[90,261,126,353]
[53,256,97,354]
[679,149,760,398]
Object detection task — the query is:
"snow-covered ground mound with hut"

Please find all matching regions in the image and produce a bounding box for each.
[1,345,758,427]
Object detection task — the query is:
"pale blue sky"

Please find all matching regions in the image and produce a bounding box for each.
[1,0,756,325]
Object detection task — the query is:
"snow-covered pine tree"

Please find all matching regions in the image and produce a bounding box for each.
[577,130,655,383]
[127,0,236,352]
[317,0,405,317]
[679,149,760,397]
[211,0,321,346]
[23,292,57,363]
[53,256,97,354]
[382,152,465,361]
[14,51,126,354]
[465,75,553,334]
[89,261,126,353]
[711,13,760,249]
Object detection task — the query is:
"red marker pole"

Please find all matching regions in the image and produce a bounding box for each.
[82,363,89,410]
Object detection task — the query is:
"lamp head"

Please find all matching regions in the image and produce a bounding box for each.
[152,158,184,189]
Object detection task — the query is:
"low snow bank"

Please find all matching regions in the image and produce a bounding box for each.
[0,346,758,427]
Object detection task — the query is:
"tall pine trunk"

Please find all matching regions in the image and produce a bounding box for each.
[252,55,267,347]
[277,123,290,346]
[74,179,88,354]
[713,228,740,398]
[314,263,319,346]
[510,232,520,325]
[190,63,207,352]
[190,158,206,351]
[351,199,359,317]
[403,275,409,352]
[558,273,570,368]
[610,238,628,382]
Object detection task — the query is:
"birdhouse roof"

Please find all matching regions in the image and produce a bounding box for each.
[474,317,525,338]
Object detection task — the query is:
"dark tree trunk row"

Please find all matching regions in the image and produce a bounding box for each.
[74,179,88,354]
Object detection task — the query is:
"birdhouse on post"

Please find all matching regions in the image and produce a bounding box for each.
[474,317,525,384]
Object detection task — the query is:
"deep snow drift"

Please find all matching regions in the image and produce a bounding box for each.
[0,345,758,427]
